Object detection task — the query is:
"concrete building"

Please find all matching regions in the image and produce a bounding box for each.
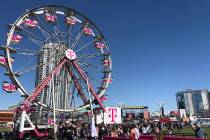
[176,89,210,117]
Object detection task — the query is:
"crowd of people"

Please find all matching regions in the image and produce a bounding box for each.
[55,120,204,140]
[0,120,207,139]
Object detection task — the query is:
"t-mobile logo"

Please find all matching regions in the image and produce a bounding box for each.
[65,49,76,60]
[108,108,117,122]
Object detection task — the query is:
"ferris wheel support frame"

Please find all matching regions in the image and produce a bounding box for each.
[65,62,88,104]
[16,58,106,138]
[71,60,105,111]
[18,111,49,139]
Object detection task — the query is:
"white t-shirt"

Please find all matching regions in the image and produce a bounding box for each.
[134,128,140,140]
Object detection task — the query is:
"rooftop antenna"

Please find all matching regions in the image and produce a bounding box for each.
[116,102,126,108]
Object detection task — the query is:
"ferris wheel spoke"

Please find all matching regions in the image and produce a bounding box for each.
[34,12,51,33]
[78,61,102,72]
[75,37,101,53]
[77,52,102,60]
[50,11,62,43]
[77,62,103,87]
[70,22,89,49]
[32,13,53,39]
[52,8,62,33]
[15,47,62,73]
[14,53,64,75]
[52,15,62,37]
[67,26,72,47]
[15,48,41,56]
[18,33,44,47]
[36,25,52,39]
[66,32,86,48]
[29,38,44,47]
[71,25,83,36]
[79,70,101,87]
[64,29,89,48]
[65,13,74,47]
[20,28,45,44]
[70,30,84,49]
[53,26,62,44]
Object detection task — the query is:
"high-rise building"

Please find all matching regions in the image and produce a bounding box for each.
[34,43,70,122]
[176,89,210,117]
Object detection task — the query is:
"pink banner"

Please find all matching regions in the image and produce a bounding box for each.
[104,136,208,140]
[104,135,155,140]
[163,136,208,140]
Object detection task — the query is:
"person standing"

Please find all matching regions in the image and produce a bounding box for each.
[130,124,139,140]
[80,123,88,140]
[192,123,205,138]
[155,126,160,140]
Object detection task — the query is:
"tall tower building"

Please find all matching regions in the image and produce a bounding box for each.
[201,89,210,117]
[176,89,210,117]
[34,43,70,122]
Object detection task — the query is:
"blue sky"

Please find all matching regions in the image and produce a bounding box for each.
[1,0,210,112]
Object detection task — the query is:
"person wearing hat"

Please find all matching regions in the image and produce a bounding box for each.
[192,122,205,138]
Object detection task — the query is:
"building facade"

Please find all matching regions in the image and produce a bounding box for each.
[176,89,210,117]
[34,43,71,122]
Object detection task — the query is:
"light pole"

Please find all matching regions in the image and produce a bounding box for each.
[86,78,96,138]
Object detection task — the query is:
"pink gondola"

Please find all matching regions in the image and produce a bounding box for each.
[2,82,17,92]
[83,27,94,36]
[10,34,22,43]
[102,77,112,84]
[103,59,111,67]
[23,18,38,27]
[0,56,14,66]
[95,42,105,49]
[65,17,77,25]
[0,56,6,66]
[45,13,57,22]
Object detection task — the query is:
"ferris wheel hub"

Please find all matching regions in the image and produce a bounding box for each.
[65,49,76,60]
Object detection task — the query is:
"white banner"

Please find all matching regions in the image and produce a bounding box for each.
[96,114,104,124]
[179,109,186,118]
[104,107,122,124]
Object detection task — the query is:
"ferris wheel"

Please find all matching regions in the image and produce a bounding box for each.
[1,5,112,118]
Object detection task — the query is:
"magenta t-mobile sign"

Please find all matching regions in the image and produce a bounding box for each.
[104,107,122,124]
